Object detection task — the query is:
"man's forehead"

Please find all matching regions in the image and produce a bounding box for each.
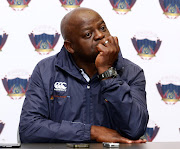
[69,10,103,28]
[80,20,105,31]
[70,9,101,22]
[61,8,103,39]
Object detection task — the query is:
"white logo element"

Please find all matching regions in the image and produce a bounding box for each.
[54,82,67,92]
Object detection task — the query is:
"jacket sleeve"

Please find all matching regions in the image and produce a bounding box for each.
[100,65,149,140]
[19,64,91,143]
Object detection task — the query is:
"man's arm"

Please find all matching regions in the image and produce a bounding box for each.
[94,36,148,141]
[91,126,146,143]
[90,67,148,142]
[100,66,148,139]
[20,55,147,143]
[19,64,91,143]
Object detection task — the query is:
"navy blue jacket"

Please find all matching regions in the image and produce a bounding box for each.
[19,46,149,143]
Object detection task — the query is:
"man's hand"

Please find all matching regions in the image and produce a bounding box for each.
[95,36,120,75]
[91,125,146,144]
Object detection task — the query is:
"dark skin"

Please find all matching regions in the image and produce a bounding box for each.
[61,7,146,144]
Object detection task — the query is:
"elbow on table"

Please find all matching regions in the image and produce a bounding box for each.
[127,110,149,140]
[122,119,148,140]
[19,131,30,143]
[19,124,35,143]
[125,127,146,140]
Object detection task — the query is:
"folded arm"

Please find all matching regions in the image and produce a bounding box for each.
[19,64,91,143]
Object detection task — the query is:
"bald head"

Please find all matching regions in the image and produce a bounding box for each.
[60,7,102,41]
[60,7,111,67]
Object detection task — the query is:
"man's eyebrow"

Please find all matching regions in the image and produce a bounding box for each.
[97,20,105,26]
[81,20,106,32]
[81,26,92,32]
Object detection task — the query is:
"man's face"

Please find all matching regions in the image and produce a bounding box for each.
[69,10,111,63]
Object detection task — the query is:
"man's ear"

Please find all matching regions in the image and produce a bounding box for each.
[64,40,74,54]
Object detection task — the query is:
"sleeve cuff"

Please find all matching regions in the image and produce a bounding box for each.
[83,123,91,141]
[100,75,124,91]
[60,120,91,141]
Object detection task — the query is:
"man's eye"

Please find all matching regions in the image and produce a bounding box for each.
[101,26,106,31]
[85,32,91,38]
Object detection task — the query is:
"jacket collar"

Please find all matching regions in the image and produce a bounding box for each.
[55,46,125,79]
[55,46,85,81]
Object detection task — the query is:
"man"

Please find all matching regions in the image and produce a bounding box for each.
[19,7,149,143]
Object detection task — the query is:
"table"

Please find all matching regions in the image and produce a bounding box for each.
[4,142,180,149]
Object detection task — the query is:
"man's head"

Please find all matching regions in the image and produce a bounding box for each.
[61,7,111,63]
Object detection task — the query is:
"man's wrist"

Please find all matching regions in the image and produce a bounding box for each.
[90,125,97,140]
[97,67,110,75]
[98,67,118,80]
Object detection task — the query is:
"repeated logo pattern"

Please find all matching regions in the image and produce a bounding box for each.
[29,26,60,55]
[2,77,29,99]
[7,0,31,11]
[131,32,161,60]
[157,82,180,104]
[59,0,83,10]
[0,29,8,52]
[159,0,180,19]
[109,0,136,14]
[141,120,160,142]
[156,76,180,104]
[0,121,5,135]
[2,71,30,100]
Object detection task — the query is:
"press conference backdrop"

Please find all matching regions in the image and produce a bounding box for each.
[0,0,180,143]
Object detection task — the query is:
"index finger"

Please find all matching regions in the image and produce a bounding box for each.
[114,36,119,45]
[116,137,146,144]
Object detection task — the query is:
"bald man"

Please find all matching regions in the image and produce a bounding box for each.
[19,7,148,143]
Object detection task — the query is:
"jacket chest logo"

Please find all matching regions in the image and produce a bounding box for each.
[54,82,67,92]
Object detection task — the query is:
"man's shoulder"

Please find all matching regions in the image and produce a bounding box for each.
[123,58,142,71]
[33,53,59,75]
[36,53,59,70]
[38,54,57,65]
[121,58,144,79]
[120,58,145,82]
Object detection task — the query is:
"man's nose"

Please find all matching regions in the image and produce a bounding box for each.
[94,30,105,41]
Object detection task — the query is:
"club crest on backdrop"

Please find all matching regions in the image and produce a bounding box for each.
[2,70,30,100]
[156,76,180,104]
[0,121,5,135]
[59,0,83,11]
[131,32,161,60]
[109,0,136,14]
[159,0,180,19]
[0,28,8,52]
[7,0,31,11]
[29,25,60,55]
[141,120,160,142]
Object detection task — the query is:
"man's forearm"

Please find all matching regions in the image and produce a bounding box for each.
[90,125,147,143]
[100,70,148,139]
[19,118,91,142]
